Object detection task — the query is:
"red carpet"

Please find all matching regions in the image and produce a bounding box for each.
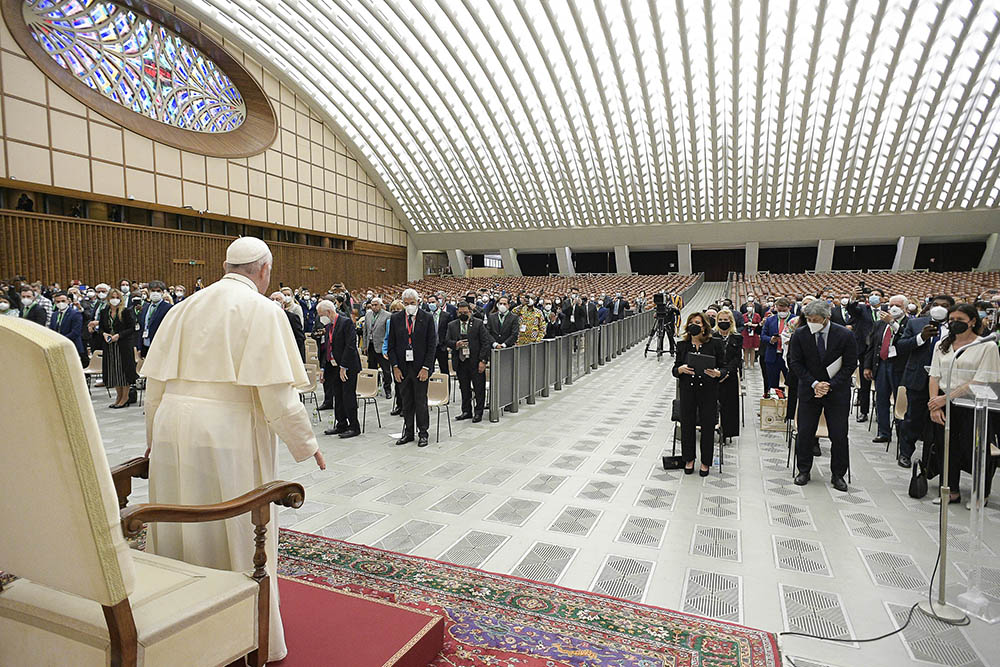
[273,577,443,667]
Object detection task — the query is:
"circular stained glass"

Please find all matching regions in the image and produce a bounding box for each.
[22,0,246,133]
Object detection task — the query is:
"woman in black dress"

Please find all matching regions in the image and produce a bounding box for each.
[673,312,726,476]
[714,309,743,442]
[99,288,138,408]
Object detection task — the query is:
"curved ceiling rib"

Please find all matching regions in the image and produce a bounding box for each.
[176,0,1000,234]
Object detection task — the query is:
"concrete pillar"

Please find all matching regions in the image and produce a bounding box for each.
[816,239,835,272]
[501,248,522,276]
[978,233,1000,271]
[745,241,759,275]
[891,236,920,272]
[406,236,422,282]
[614,245,632,274]
[447,249,467,277]
[555,247,574,275]
[677,243,692,275]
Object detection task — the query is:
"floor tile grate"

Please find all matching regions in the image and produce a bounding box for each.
[428,490,486,515]
[485,498,543,526]
[548,506,602,536]
[438,530,508,568]
[691,525,740,561]
[577,479,621,501]
[635,486,676,510]
[780,585,854,644]
[887,602,983,666]
[511,542,577,584]
[616,515,668,548]
[681,569,742,622]
[591,555,654,603]
[773,536,831,576]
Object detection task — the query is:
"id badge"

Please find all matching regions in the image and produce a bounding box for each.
[520,324,527,332]
[405,349,414,362]
[142,328,149,340]
[135,323,140,331]
[461,346,470,360]
[888,345,897,358]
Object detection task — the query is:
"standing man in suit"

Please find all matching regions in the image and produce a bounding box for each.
[788,299,859,491]
[49,291,84,362]
[388,288,436,447]
[487,296,520,349]
[864,295,910,445]
[585,295,599,328]
[138,281,173,358]
[609,292,629,322]
[317,300,362,439]
[761,297,793,392]
[895,294,955,468]
[362,297,392,398]
[425,294,453,375]
[830,296,851,326]
[447,301,491,422]
[18,285,47,325]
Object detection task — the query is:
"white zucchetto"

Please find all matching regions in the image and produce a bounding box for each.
[225,236,270,265]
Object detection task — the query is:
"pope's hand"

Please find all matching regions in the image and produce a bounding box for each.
[313,450,326,470]
[339,367,347,382]
[417,367,429,382]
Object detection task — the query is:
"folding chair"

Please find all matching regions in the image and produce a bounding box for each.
[356,368,382,432]
[427,372,452,442]
[134,357,145,406]
[83,350,107,397]
[891,386,908,457]
[299,363,321,423]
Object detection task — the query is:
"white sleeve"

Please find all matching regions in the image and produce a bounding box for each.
[145,378,165,449]
[257,383,319,462]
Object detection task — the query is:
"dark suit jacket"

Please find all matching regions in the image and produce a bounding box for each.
[846,301,880,355]
[544,318,562,339]
[49,307,84,355]
[285,310,306,362]
[896,316,943,392]
[672,337,725,394]
[487,311,520,348]
[446,316,491,367]
[429,308,453,352]
[586,302,599,328]
[321,312,361,371]
[137,300,172,356]
[388,309,436,372]
[21,303,47,326]
[787,322,858,403]
[864,317,909,378]
[830,305,849,327]
[609,298,628,321]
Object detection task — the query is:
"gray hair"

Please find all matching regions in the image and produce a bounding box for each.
[802,299,831,318]
[316,299,337,314]
[890,294,909,307]
[402,288,419,302]
[370,297,383,306]
[224,253,272,276]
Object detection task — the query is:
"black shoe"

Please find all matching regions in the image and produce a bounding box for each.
[317,402,333,411]
[872,435,890,444]
[856,413,868,423]
[385,389,392,399]
[389,406,401,416]
[831,476,848,492]
[455,413,472,421]
[472,413,483,423]
[395,433,414,446]
[898,455,911,468]
[417,436,429,448]
[699,466,710,477]
[338,428,361,439]
[794,472,810,486]
[812,443,822,457]
[324,424,347,436]
[684,463,695,475]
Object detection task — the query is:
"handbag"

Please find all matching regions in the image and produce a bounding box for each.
[908,460,928,499]
[671,398,681,423]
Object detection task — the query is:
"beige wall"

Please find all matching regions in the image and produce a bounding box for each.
[0,7,407,247]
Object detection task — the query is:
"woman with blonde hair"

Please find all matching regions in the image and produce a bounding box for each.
[673,312,726,476]
[714,308,743,441]
[98,287,138,408]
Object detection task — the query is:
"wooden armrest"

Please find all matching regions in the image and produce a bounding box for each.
[121,481,305,538]
[110,457,149,510]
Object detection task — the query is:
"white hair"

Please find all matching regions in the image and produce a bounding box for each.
[371,297,383,306]
[402,288,419,302]
[890,294,909,307]
[224,252,273,276]
[316,299,337,314]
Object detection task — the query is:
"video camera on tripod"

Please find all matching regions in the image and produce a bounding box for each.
[645,292,679,359]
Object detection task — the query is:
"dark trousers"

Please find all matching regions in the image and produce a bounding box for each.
[321,360,336,407]
[398,363,430,437]
[874,362,899,438]
[796,394,851,477]
[679,386,718,465]
[436,348,450,376]
[456,360,486,416]
[764,354,786,393]
[666,326,676,354]
[900,385,929,459]
[718,375,740,438]
[367,343,391,394]
[930,401,997,496]
[857,375,872,415]
[331,367,359,429]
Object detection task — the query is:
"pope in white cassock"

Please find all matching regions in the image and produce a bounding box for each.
[141,237,326,662]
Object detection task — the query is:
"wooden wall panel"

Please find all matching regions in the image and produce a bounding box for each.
[0,213,406,292]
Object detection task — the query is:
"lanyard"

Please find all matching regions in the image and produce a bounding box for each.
[57,311,64,327]
[145,303,156,329]
[405,313,415,346]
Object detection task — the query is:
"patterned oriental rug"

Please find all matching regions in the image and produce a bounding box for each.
[277,529,781,667]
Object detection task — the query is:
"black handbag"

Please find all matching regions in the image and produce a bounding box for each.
[662,455,686,470]
[908,460,928,499]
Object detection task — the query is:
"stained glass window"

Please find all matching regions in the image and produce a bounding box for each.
[23,0,246,133]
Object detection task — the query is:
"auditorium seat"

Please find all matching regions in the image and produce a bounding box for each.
[730,271,999,305]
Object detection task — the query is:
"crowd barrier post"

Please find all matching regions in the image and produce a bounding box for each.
[527,344,537,405]
[553,337,563,391]
[597,325,606,366]
[541,340,551,398]
[509,348,521,413]
[489,347,501,423]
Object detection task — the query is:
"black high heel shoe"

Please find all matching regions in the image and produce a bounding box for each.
[684,462,695,475]
[699,466,710,477]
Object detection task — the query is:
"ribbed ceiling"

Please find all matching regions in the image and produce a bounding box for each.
[181,0,1000,233]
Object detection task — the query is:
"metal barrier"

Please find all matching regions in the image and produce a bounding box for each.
[489,309,655,422]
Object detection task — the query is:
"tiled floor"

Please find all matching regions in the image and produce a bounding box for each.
[94,303,1000,667]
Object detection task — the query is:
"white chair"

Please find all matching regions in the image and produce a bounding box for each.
[83,349,109,397]
[891,386,908,456]
[300,363,322,422]
[0,317,304,667]
[355,369,382,432]
[427,372,452,442]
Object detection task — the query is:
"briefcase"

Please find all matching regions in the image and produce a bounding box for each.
[759,397,787,431]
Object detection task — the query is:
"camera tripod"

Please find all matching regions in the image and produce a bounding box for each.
[644,317,675,360]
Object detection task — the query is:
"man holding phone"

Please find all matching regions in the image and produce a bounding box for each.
[447,300,492,422]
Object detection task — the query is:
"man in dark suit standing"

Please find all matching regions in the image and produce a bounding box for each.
[846,290,883,422]
[49,291,84,361]
[447,301,492,422]
[18,285,47,325]
[425,294,453,375]
[609,292,629,322]
[788,299,858,491]
[829,297,851,326]
[137,281,172,358]
[487,296,520,349]
[317,300,362,439]
[863,295,910,445]
[388,288,437,447]
[895,294,955,468]
[585,295,599,328]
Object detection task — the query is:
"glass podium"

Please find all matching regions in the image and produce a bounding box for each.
[923,361,1000,624]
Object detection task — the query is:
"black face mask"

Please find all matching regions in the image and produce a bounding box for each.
[687,324,702,337]
[718,321,731,331]
[466,296,475,303]
[707,316,716,328]
[948,320,969,335]
[459,313,470,322]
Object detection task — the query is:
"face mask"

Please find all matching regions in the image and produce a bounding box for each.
[149,292,163,303]
[428,302,437,311]
[839,298,848,305]
[497,304,508,314]
[747,297,755,302]
[0,303,7,312]
[889,305,904,319]
[978,310,987,319]
[907,304,917,313]
[120,285,129,292]
[930,306,948,321]
[807,321,824,334]
[458,313,469,322]
[718,321,731,331]
[450,301,456,307]
[319,315,331,325]
[767,301,774,308]
[405,304,418,316]
[687,323,702,337]
[544,304,551,312]
[527,299,534,306]
[109,298,121,307]
[55,301,69,311]
[948,320,969,335]
[175,291,184,297]
[20,297,33,307]
[86,291,96,299]
[367,293,373,299]
[868,295,881,306]
[778,310,789,318]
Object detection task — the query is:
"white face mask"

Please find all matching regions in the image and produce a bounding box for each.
[404,304,418,316]
[0,303,8,311]
[86,291,96,299]
[497,304,508,314]
[109,298,121,307]
[840,298,849,305]
[149,292,163,303]
[20,297,33,307]
[175,291,184,297]
[889,305,904,319]
[120,285,129,292]
[929,305,948,321]
[777,310,789,318]
[319,315,332,325]
[283,294,292,303]
[544,304,551,312]
[55,301,69,311]
[748,297,755,302]
[807,320,825,334]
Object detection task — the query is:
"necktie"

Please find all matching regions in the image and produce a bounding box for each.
[879,324,892,360]
[613,301,619,315]
[816,331,825,360]
[57,311,64,328]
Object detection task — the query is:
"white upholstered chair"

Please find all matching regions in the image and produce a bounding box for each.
[0,318,304,667]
